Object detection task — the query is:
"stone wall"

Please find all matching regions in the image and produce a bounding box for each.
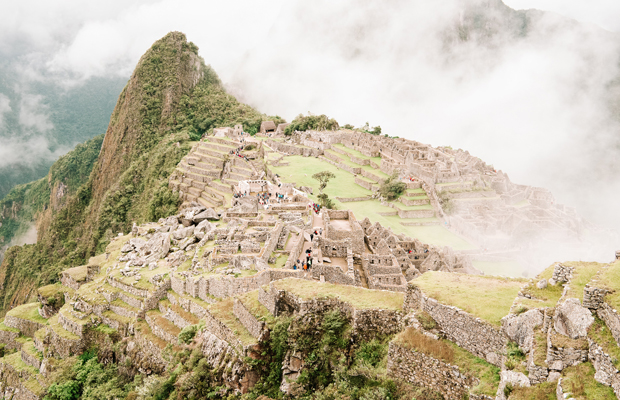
[47,325,84,358]
[311,264,356,286]
[107,276,149,298]
[588,339,620,397]
[551,263,573,283]
[387,342,479,400]
[0,330,19,350]
[4,315,46,338]
[203,309,244,354]
[404,285,505,366]
[233,299,268,341]
[584,285,620,347]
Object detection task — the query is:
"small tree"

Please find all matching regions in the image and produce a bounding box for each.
[317,194,335,209]
[312,171,336,194]
[379,172,406,201]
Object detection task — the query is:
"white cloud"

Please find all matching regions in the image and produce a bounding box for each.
[0,94,11,128]
[18,94,53,133]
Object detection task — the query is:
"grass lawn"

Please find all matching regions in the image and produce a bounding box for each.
[509,382,557,400]
[562,362,616,399]
[273,254,289,269]
[270,155,371,201]
[390,202,433,211]
[563,261,604,301]
[472,260,528,278]
[332,144,381,164]
[519,264,565,309]
[596,260,620,311]
[273,278,403,310]
[411,271,526,326]
[324,149,364,169]
[361,164,390,178]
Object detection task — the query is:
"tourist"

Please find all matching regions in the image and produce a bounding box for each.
[310,233,314,242]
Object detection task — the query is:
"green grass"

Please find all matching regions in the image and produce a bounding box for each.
[509,382,556,400]
[269,155,371,201]
[0,320,20,333]
[48,315,80,340]
[562,362,616,399]
[6,303,48,325]
[273,278,403,310]
[472,260,528,278]
[411,271,526,326]
[519,264,564,309]
[597,260,620,311]
[390,202,433,211]
[324,149,363,169]
[273,254,289,269]
[63,265,88,282]
[394,328,499,396]
[0,351,39,375]
[93,324,118,335]
[589,317,620,369]
[332,144,380,164]
[208,298,256,346]
[361,164,389,178]
[564,261,604,301]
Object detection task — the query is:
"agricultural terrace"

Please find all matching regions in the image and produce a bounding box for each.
[411,271,526,326]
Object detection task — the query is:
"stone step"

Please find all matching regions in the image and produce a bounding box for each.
[145,310,181,344]
[210,180,233,193]
[207,137,240,147]
[181,163,217,178]
[190,179,208,191]
[231,166,253,177]
[33,328,46,354]
[187,186,203,198]
[20,341,42,370]
[202,187,226,202]
[169,179,181,192]
[196,147,228,160]
[223,178,239,186]
[197,196,219,209]
[199,141,237,154]
[109,299,140,320]
[228,173,246,182]
[194,151,225,168]
[183,193,199,203]
[167,290,215,320]
[100,310,133,336]
[192,160,221,172]
[159,300,200,329]
[200,191,224,207]
[58,305,89,338]
[177,168,211,183]
[46,315,83,358]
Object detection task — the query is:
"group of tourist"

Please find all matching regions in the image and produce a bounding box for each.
[294,248,315,271]
[309,202,321,214]
[233,191,249,199]
[230,145,249,162]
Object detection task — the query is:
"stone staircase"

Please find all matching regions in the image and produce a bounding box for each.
[170,136,259,209]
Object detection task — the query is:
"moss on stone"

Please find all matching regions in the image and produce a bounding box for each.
[208,298,256,346]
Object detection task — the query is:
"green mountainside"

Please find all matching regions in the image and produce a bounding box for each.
[0,32,273,312]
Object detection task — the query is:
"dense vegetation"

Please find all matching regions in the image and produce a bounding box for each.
[284,114,339,135]
[0,134,104,257]
[379,172,406,201]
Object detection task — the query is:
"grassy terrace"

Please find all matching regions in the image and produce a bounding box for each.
[63,265,88,282]
[0,351,39,375]
[7,303,48,325]
[208,298,256,346]
[589,317,620,369]
[0,320,19,333]
[48,315,79,340]
[272,278,404,310]
[324,149,364,169]
[390,202,433,211]
[237,290,276,327]
[332,144,382,163]
[562,362,615,399]
[393,328,499,396]
[518,264,564,309]
[411,272,526,326]
[564,261,604,301]
[596,260,620,311]
[269,154,475,250]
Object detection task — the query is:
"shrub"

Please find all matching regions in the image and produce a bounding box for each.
[178,325,198,344]
[318,193,335,209]
[284,113,339,135]
[416,311,438,330]
[356,340,388,367]
[379,172,406,201]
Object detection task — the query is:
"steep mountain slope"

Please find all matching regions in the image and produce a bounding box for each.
[0,32,271,313]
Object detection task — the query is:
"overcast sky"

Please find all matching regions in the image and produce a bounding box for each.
[1,0,620,234]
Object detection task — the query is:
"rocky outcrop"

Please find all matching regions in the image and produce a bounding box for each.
[502,309,543,352]
[554,298,593,339]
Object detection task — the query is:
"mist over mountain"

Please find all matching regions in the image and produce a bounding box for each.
[0,55,126,199]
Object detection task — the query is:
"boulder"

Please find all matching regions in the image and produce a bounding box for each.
[537,279,548,289]
[554,298,594,339]
[178,236,197,251]
[502,309,544,352]
[178,206,206,226]
[173,225,195,240]
[193,208,217,223]
[194,220,215,240]
[140,232,171,264]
